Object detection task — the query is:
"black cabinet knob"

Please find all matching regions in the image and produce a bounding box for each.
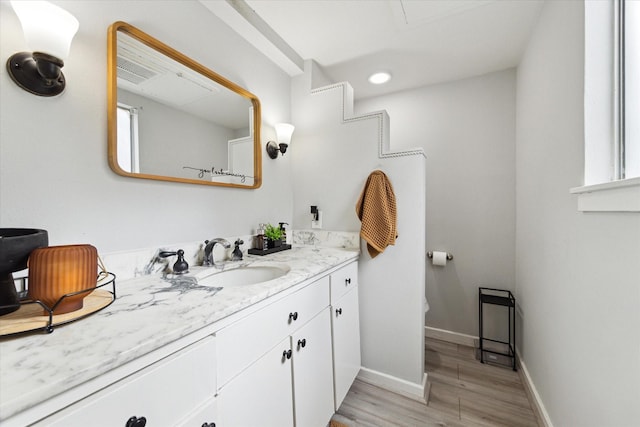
[336,308,343,316]
[345,278,351,285]
[288,312,298,322]
[126,416,147,427]
[282,349,292,360]
[297,338,307,349]
[201,423,216,427]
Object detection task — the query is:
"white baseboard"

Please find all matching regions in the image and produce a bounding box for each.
[517,356,554,427]
[424,326,478,348]
[357,367,428,403]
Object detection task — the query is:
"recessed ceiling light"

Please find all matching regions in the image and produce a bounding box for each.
[368,72,391,85]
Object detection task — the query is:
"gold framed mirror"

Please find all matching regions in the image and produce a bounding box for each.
[107,21,262,188]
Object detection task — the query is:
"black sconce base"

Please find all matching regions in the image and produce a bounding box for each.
[6,52,66,97]
[266,140,288,159]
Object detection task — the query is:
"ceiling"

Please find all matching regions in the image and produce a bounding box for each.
[203,0,544,100]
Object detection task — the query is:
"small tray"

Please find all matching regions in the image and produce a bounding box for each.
[248,244,292,256]
[0,273,116,337]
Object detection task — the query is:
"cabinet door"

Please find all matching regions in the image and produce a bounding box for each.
[291,308,335,427]
[332,286,361,409]
[217,337,294,427]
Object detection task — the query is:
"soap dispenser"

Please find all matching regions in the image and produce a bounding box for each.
[279,222,289,245]
[256,223,266,251]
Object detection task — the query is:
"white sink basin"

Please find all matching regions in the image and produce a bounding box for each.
[198,264,290,287]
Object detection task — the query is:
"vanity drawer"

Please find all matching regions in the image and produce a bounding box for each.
[330,261,358,303]
[216,275,329,388]
[37,336,216,427]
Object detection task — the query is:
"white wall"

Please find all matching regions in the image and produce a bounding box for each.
[291,63,427,395]
[0,0,292,254]
[357,69,517,339]
[516,1,640,425]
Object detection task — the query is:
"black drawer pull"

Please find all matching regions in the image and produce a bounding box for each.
[202,423,216,427]
[282,349,292,360]
[297,338,307,349]
[126,416,147,427]
[288,312,298,322]
[345,278,351,285]
[336,308,343,316]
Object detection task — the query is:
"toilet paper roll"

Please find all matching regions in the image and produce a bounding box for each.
[432,251,448,267]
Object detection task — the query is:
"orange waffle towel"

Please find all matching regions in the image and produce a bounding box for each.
[355,170,397,258]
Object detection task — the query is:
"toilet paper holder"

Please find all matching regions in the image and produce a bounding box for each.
[427,251,453,261]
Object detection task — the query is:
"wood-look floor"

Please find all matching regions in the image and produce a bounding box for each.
[333,338,540,427]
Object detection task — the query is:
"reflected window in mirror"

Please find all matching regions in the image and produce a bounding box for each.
[116,103,140,173]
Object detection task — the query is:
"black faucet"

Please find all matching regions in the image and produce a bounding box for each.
[203,238,231,266]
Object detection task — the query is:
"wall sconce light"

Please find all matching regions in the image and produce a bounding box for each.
[266,123,295,159]
[6,1,79,97]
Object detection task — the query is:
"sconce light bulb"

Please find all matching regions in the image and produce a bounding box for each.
[275,123,295,145]
[11,1,79,61]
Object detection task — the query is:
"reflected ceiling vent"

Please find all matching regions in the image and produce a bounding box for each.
[117,56,158,85]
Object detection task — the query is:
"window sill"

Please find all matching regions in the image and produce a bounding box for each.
[570,177,640,212]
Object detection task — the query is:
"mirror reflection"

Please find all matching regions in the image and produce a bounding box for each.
[107,22,262,188]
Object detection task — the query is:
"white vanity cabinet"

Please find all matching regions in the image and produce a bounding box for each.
[34,336,218,427]
[330,261,361,409]
[215,275,334,427]
[12,257,361,427]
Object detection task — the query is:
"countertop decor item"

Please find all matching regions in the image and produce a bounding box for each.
[263,223,283,249]
[0,228,48,316]
[27,244,98,315]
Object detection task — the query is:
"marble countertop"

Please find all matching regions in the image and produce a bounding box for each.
[0,245,359,422]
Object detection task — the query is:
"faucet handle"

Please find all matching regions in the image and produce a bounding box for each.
[172,249,189,274]
[232,239,244,261]
[157,249,189,274]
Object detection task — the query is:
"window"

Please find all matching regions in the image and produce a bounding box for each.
[116,104,140,173]
[621,0,639,179]
[574,0,640,212]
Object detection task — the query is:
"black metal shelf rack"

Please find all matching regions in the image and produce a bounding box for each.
[478,287,516,371]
